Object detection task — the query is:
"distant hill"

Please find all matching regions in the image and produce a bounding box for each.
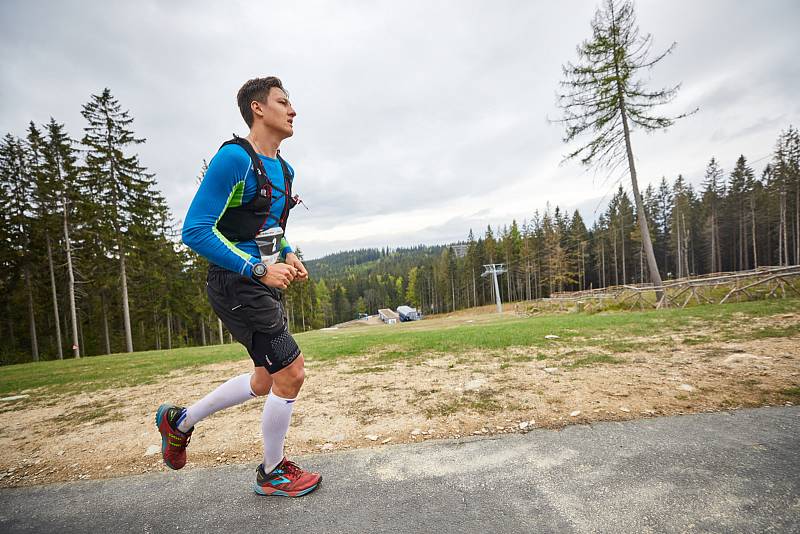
[305,245,446,280]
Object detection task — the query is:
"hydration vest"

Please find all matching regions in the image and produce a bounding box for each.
[215,135,297,242]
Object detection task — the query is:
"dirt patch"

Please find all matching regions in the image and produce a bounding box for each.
[1,314,798,488]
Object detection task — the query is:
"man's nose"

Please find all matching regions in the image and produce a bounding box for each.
[288,106,297,117]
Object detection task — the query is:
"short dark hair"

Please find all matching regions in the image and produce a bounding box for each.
[237,77,287,127]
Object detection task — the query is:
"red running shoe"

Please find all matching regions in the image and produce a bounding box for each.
[254,458,322,497]
[155,403,193,470]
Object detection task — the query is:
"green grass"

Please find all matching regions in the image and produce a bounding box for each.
[683,335,713,345]
[0,344,249,396]
[0,297,797,397]
[724,324,800,341]
[780,386,800,398]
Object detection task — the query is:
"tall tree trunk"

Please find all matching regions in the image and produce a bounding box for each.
[23,266,39,362]
[601,242,606,287]
[45,236,63,360]
[710,212,717,273]
[218,318,224,345]
[505,258,511,302]
[616,86,665,298]
[677,214,683,277]
[682,213,690,277]
[200,317,207,346]
[620,219,627,284]
[118,242,133,353]
[166,308,172,350]
[795,178,799,264]
[63,200,80,358]
[739,198,749,270]
[780,186,787,266]
[101,292,111,354]
[78,312,85,356]
[639,243,644,284]
[580,243,586,289]
[301,298,306,331]
[525,263,531,300]
[612,228,619,286]
[473,267,479,306]
[6,302,16,351]
[750,193,758,268]
[452,272,457,311]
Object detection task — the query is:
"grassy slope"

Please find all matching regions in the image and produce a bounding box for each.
[0,298,797,396]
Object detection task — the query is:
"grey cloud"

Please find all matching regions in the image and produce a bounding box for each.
[2,0,798,260]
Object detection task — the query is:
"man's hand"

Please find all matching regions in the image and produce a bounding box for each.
[258,263,297,289]
[285,252,308,281]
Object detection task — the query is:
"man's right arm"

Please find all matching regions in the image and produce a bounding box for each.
[181,146,260,277]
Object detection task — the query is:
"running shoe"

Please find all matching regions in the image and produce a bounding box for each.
[155,403,193,470]
[254,458,322,497]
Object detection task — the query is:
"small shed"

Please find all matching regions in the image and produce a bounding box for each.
[397,305,420,322]
[378,308,399,324]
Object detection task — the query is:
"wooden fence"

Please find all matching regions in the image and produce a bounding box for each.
[544,265,800,311]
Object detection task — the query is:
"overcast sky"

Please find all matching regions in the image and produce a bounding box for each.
[2,1,798,258]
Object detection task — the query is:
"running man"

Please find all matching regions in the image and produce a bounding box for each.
[156,76,321,497]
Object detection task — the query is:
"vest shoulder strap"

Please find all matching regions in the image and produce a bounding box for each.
[220,136,270,198]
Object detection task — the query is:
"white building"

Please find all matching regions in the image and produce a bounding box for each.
[378,308,399,324]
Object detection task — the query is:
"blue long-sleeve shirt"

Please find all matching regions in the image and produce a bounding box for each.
[182,143,295,277]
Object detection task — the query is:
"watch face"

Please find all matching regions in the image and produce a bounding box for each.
[253,264,266,277]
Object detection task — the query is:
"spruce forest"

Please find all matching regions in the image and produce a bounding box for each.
[0,88,798,364]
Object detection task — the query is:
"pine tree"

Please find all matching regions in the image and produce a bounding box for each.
[26,122,65,360]
[81,88,157,353]
[727,156,754,270]
[567,211,589,290]
[701,158,725,273]
[654,177,672,275]
[772,134,792,266]
[671,176,696,277]
[0,135,39,361]
[775,126,800,265]
[0,146,14,359]
[557,0,694,300]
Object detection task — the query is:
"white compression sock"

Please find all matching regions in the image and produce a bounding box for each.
[177,373,256,432]
[261,390,296,471]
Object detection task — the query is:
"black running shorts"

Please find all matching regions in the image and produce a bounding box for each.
[207,265,301,374]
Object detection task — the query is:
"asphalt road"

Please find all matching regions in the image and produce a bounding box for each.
[1,406,798,533]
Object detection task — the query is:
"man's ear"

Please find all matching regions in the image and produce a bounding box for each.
[250,100,264,119]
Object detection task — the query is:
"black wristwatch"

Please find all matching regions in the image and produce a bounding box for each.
[252,262,268,278]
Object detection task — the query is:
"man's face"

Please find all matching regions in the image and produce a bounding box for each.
[253,87,296,138]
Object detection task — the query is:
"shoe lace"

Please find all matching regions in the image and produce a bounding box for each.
[280,459,302,477]
[169,427,192,448]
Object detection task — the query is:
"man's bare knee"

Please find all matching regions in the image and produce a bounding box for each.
[250,368,272,396]
[272,355,305,397]
[251,378,271,396]
[278,364,305,389]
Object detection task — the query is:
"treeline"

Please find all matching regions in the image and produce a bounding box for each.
[1,96,798,363]
[294,245,445,327]
[290,127,800,323]
[0,89,215,365]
